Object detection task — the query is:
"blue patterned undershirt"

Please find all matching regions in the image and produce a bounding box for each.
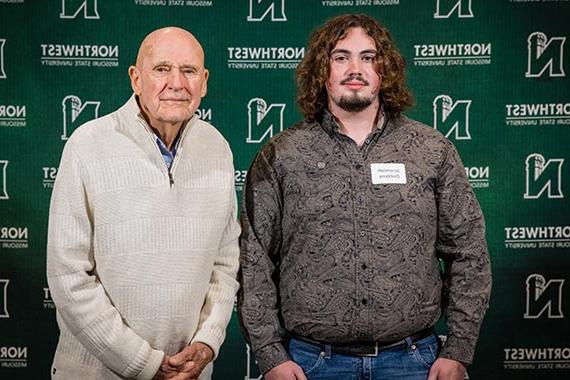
[155,134,180,169]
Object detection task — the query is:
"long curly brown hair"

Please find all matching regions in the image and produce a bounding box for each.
[296,14,413,120]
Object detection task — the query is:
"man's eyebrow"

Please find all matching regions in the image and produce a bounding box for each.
[331,48,351,55]
[152,60,172,67]
[331,48,378,55]
[152,61,199,69]
[179,64,199,69]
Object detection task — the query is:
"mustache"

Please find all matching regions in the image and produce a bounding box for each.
[340,74,369,85]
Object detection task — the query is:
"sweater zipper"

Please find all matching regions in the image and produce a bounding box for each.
[168,124,188,187]
[137,118,189,188]
[167,169,174,187]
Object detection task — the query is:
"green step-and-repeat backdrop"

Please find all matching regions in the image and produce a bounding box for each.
[1,1,569,379]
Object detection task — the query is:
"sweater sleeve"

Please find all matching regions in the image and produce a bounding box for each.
[435,141,492,365]
[191,154,241,358]
[46,142,164,380]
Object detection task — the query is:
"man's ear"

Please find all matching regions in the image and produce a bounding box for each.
[201,69,209,97]
[128,65,141,95]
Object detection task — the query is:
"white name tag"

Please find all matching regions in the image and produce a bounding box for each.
[370,163,407,185]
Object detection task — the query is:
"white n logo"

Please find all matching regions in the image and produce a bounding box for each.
[60,0,100,19]
[0,279,9,318]
[0,161,8,200]
[434,0,473,18]
[61,95,100,140]
[245,344,262,380]
[247,0,286,22]
[0,39,6,79]
[433,95,471,140]
[526,32,566,78]
[525,274,565,319]
[247,98,285,144]
[524,153,564,199]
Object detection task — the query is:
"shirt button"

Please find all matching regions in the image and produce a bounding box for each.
[361,263,367,270]
[361,298,368,305]
[355,164,362,170]
[365,139,371,144]
[360,231,365,237]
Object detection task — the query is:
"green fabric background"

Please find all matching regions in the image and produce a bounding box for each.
[1,1,569,379]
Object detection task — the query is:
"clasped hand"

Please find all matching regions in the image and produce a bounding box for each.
[153,342,214,380]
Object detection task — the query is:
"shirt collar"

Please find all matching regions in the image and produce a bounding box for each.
[155,133,181,153]
[154,128,182,169]
[320,107,387,137]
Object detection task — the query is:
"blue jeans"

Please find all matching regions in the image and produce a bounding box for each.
[288,333,440,380]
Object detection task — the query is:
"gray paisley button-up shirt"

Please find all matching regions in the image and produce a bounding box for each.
[238,110,491,374]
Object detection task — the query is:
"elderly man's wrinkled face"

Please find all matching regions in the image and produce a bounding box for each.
[129,28,208,128]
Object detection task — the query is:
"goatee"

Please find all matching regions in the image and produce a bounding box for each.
[336,94,373,112]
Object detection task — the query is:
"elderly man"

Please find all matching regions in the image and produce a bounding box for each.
[47,27,239,380]
[238,14,491,380]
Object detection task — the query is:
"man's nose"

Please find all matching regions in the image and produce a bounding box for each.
[167,69,185,88]
[347,57,362,74]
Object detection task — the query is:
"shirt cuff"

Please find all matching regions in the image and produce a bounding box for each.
[255,342,291,374]
[438,335,476,366]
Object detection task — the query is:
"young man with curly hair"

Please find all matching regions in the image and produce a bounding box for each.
[238,14,491,380]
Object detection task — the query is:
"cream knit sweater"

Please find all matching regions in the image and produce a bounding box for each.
[47,96,240,380]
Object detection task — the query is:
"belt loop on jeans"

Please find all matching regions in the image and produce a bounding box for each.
[323,344,332,359]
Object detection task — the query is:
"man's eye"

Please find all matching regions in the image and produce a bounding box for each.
[155,67,168,73]
[362,55,375,62]
[334,55,348,62]
[182,69,196,75]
